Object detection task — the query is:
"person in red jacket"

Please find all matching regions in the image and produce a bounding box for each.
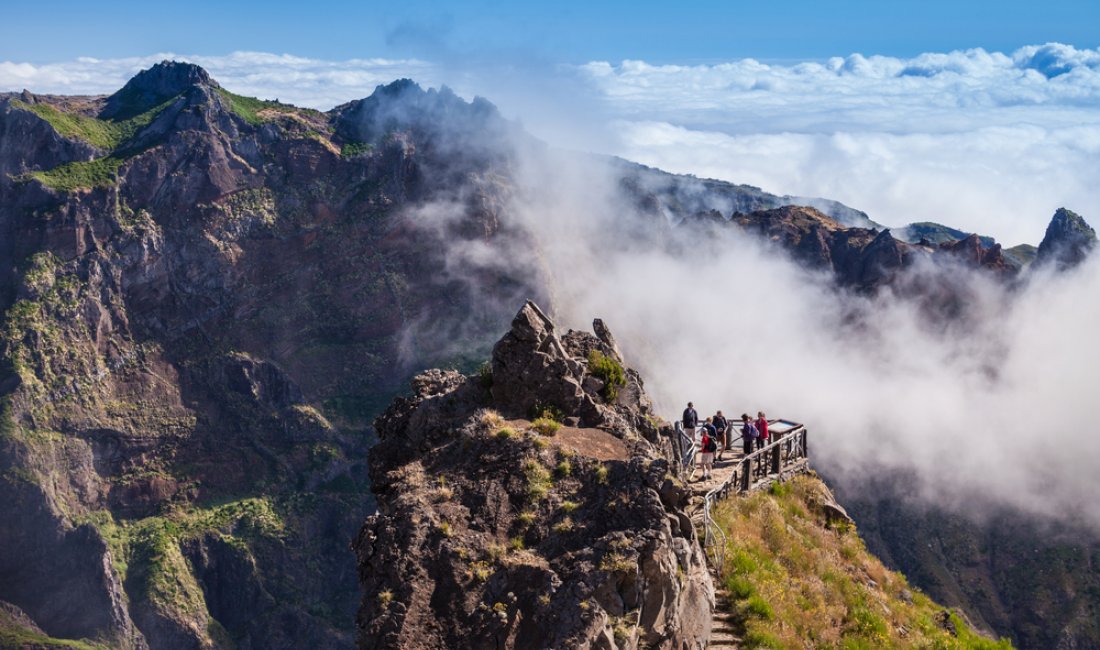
[755,411,769,451]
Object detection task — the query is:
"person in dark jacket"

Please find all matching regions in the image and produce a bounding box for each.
[682,402,698,432]
[713,410,729,460]
[740,413,758,455]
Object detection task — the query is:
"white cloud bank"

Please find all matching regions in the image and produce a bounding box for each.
[576,43,1100,245]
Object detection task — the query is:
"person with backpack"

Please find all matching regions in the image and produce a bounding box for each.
[740,413,759,455]
[682,402,698,433]
[698,417,718,479]
[755,411,770,451]
[713,410,729,460]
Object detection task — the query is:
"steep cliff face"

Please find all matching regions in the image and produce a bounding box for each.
[354,302,711,649]
[0,63,538,649]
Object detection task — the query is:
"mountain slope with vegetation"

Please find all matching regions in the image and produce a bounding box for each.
[714,475,1012,649]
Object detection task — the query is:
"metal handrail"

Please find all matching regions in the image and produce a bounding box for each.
[672,421,697,472]
[692,423,809,570]
[672,421,742,476]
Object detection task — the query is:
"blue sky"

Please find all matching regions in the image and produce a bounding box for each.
[3,0,1098,63]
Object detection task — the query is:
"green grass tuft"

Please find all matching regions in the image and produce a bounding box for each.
[555,459,572,477]
[524,459,553,500]
[587,350,626,402]
[495,426,518,440]
[341,140,374,157]
[532,417,561,436]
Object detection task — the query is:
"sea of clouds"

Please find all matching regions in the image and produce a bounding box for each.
[4,44,1100,243]
[576,43,1100,245]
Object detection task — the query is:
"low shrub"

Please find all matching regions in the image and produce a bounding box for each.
[586,350,626,402]
[532,417,562,436]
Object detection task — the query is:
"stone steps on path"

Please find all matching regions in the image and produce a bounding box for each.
[709,583,742,648]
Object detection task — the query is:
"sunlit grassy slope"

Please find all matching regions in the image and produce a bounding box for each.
[713,475,1013,649]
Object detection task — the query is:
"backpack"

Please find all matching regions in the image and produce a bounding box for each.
[703,434,717,453]
[743,422,759,439]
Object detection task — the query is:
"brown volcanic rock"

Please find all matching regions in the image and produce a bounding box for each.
[491,301,661,443]
[939,234,1013,274]
[355,304,712,650]
[728,205,1035,289]
[730,206,915,288]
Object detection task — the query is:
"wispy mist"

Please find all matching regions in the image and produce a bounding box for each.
[481,142,1100,532]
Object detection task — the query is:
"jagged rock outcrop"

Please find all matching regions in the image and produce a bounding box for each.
[938,233,1012,273]
[354,302,711,650]
[1035,207,1097,270]
[729,206,913,289]
[724,205,1038,289]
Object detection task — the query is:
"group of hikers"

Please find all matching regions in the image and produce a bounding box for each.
[681,402,770,480]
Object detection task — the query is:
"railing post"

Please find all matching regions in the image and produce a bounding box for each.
[771,443,781,474]
[741,457,751,491]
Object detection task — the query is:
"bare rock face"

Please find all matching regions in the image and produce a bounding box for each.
[1036,207,1097,271]
[490,301,661,445]
[939,234,1013,274]
[355,303,712,650]
[490,301,587,421]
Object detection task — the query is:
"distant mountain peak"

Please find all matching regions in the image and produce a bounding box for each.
[101,60,218,120]
[1036,207,1097,270]
[333,78,506,148]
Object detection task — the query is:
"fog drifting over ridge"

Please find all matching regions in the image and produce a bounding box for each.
[4,43,1100,244]
[484,147,1100,532]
